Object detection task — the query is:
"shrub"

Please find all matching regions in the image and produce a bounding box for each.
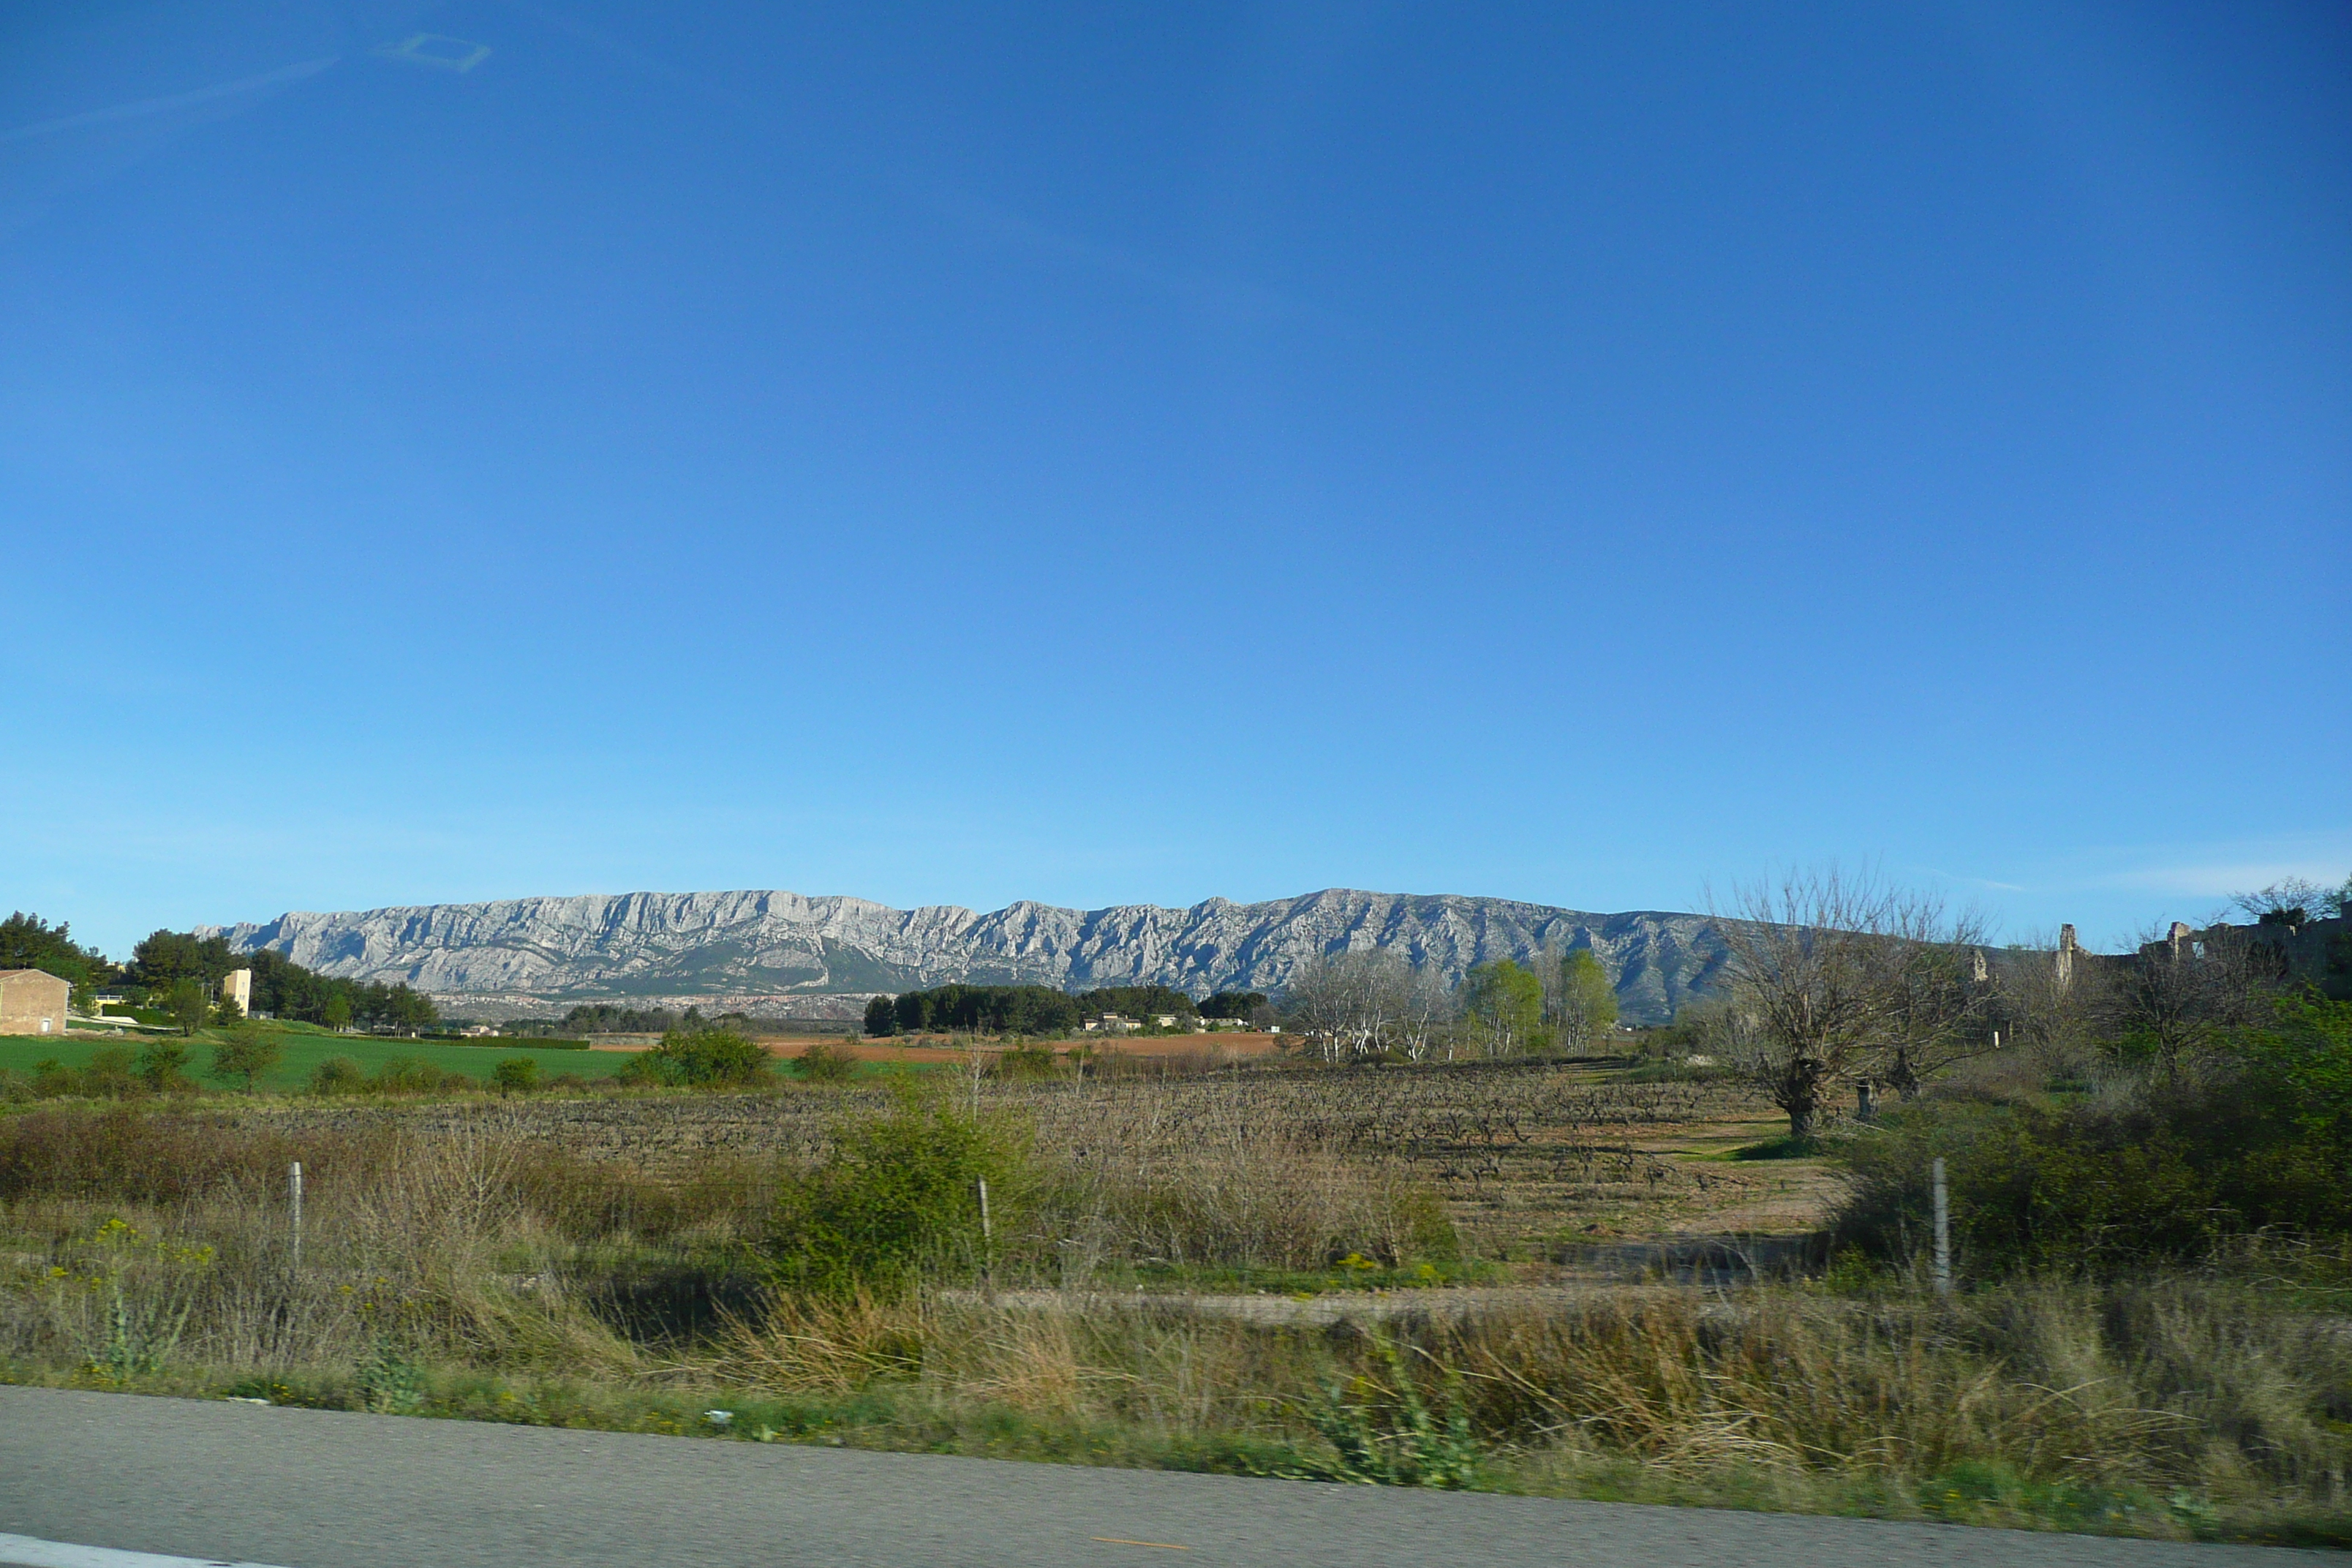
[793,1043,856,1084]
[619,1028,772,1089]
[0,1106,301,1205]
[1833,1001,2352,1275]
[208,1027,282,1091]
[491,1058,541,1096]
[987,1045,1058,1081]
[768,1096,1034,1298]
[136,1041,192,1094]
[370,1057,463,1095]
[81,1047,140,1098]
[311,1056,366,1095]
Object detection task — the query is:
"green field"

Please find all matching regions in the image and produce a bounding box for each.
[1,1025,634,1092]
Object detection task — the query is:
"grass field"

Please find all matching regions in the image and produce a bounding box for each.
[1,1026,632,1090]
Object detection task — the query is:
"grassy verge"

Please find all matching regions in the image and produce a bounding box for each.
[3,1094,2348,1546]
[2,1293,2340,1549]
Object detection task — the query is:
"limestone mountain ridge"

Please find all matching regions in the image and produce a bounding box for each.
[205,887,1735,1024]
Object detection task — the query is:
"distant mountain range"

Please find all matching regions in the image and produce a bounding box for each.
[204,888,1737,1024]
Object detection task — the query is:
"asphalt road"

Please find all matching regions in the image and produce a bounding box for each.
[0,1387,2323,1568]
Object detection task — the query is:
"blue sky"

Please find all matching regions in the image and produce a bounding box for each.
[2,1,2345,960]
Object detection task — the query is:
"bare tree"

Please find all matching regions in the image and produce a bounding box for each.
[2232,875,2349,928]
[1393,964,1453,1062]
[1994,927,2106,1088]
[1866,892,2001,1107]
[1713,868,1900,1138]
[1711,870,1997,1132]
[1281,949,1420,1062]
[2104,921,2278,1085]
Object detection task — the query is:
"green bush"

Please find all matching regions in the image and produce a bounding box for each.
[208,1027,283,1091]
[311,1056,366,1095]
[768,1096,1034,1298]
[792,1043,856,1084]
[617,1028,772,1089]
[136,1040,192,1093]
[26,1051,143,1100]
[371,1057,464,1095]
[987,1045,1058,1080]
[1833,996,2352,1274]
[491,1058,541,1096]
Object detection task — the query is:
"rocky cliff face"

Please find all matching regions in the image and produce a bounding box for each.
[206,888,1734,1025]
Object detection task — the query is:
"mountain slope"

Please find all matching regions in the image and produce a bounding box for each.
[206,888,1734,1024]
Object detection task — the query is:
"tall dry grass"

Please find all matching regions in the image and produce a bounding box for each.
[4,1092,2349,1537]
[703,1276,2351,1512]
[0,1107,759,1383]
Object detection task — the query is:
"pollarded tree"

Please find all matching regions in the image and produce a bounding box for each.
[1713,867,1902,1138]
[1717,870,2005,1131]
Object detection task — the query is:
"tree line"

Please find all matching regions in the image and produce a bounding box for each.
[126,930,437,1032]
[853,959,1612,1052]
[1275,946,1619,1063]
[864,983,1264,1037]
[0,913,115,1002]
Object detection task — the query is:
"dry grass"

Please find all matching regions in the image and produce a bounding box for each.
[691,1274,2352,1534]
[4,1083,2349,1542]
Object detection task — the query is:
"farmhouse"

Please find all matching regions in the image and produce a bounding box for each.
[0,968,70,1036]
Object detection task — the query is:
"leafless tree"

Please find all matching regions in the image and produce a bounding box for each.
[1281,949,1422,1062]
[2232,875,2348,928]
[1994,928,2106,1087]
[1712,869,1999,1134]
[2103,922,2279,1085]
[1712,868,1899,1137]
[1392,964,1453,1062]
[1866,892,2001,1107]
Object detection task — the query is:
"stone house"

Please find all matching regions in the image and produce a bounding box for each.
[0,969,71,1036]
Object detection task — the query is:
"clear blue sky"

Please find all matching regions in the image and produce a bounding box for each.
[3,1,2346,960]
